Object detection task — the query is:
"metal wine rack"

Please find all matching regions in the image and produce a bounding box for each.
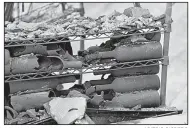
[5,58,163,83]
[4,3,173,107]
[5,27,165,47]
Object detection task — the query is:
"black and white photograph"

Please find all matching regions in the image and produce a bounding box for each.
[3,2,188,125]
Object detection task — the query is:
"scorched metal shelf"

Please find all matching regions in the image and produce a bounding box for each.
[5,26,165,48]
[5,58,163,82]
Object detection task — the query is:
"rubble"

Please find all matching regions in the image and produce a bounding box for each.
[5,8,164,41]
[4,4,180,125]
[123,7,152,18]
[89,91,105,107]
[43,97,86,124]
[75,114,95,124]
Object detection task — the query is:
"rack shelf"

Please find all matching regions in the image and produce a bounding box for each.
[5,27,165,48]
[5,58,163,82]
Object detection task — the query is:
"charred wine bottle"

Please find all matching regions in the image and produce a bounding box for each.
[109,90,160,108]
[85,42,162,62]
[86,75,160,94]
[93,63,160,77]
[9,76,76,94]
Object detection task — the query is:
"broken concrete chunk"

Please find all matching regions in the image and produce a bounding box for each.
[75,114,95,124]
[123,7,152,18]
[89,91,104,107]
[43,97,86,124]
[75,118,89,124]
[9,76,76,94]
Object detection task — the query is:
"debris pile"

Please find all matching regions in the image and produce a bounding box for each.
[5,7,165,41]
[4,6,180,125]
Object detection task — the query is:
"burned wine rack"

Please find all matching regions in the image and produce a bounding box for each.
[4,26,165,83]
[4,3,173,107]
[5,58,163,82]
[5,27,164,47]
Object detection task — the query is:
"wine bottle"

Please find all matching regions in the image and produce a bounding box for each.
[5,49,10,65]
[9,76,76,94]
[95,75,160,93]
[111,90,160,108]
[11,91,53,112]
[89,78,114,86]
[5,64,10,75]
[85,42,162,62]
[93,64,159,77]
[5,55,82,75]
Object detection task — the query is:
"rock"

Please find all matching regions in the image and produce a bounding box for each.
[86,86,96,95]
[75,114,95,124]
[43,97,87,124]
[123,7,152,18]
[67,90,90,101]
[89,91,104,107]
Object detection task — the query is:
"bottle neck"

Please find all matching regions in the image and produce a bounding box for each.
[93,69,111,75]
[99,50,115,59]
[90,79,112,85]
[95,84,112,91]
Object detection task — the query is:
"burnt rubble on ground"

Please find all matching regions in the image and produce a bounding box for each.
[4,6,178,125]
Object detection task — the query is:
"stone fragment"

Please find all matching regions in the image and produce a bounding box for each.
[43,97,86,124]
